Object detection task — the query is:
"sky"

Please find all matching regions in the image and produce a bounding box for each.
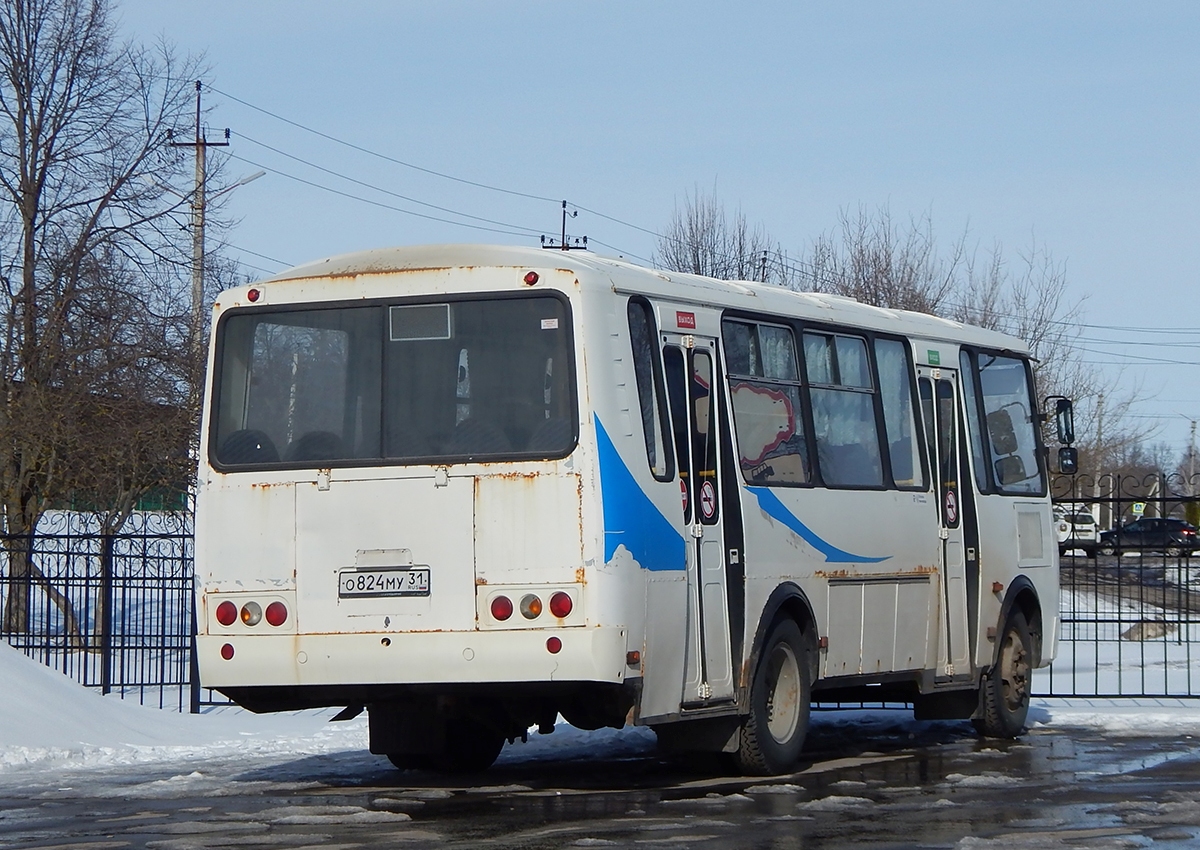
[116,1,1200,455]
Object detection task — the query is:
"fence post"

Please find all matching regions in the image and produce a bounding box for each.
[99,533,114,695]
[188,571,201,714]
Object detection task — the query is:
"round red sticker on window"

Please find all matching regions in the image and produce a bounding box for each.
[700,480,717,520]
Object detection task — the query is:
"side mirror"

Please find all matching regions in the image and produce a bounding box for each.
[1044,396,1075,445]
[1058,446,1078,475]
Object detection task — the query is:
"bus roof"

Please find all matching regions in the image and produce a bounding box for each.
[257,243,1031,356]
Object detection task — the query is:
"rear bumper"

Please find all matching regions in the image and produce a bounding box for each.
[197,626,629,690]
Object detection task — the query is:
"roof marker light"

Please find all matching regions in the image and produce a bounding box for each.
[523,271,539,286]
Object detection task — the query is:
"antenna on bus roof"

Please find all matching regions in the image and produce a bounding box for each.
[541,200,588,250]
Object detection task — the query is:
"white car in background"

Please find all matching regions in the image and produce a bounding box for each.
[1055,505,1099,557]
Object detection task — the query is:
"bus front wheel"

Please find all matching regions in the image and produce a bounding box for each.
[735,618,810,775]
[973,610,1032,739]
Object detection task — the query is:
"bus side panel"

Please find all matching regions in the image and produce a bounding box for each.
[580,282,690,721]
[739,487,941,679]
[973,495,1059,667]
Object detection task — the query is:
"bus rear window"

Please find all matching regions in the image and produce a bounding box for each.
[211,295,575,468]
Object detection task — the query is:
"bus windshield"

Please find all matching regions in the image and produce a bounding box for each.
[210,295,575,468]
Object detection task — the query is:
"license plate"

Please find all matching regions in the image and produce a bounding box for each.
[338,567,430,598]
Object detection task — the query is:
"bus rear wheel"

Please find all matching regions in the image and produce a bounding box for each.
[432,717,506,773]
[973,610,1032,739]
[734,618,810,775]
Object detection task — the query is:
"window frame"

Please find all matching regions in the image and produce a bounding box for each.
[958,346,1048,498]
[800,325,887,491]
[627,296,675,482]
[208,290,579,472]
[721,316,813,489]
[722,312,928,493]
[873,335,929,492]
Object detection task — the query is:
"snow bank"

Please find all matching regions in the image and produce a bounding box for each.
[0,642,362,770]
[4,640,1200,775]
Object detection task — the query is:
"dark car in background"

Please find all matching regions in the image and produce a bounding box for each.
[1097,517,1200,557]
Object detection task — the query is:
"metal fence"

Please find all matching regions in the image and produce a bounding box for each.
[1039,472,1200,699]
[2,477,1198,713]
[0,511,205,712]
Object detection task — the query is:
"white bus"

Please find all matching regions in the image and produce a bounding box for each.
[196,244,1070,774]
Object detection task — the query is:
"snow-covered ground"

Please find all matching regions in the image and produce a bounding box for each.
[4,642,1200,777]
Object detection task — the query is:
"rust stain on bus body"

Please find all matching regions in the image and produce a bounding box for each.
[814,564,938,580]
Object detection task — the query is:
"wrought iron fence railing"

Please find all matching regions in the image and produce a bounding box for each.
[1040,472,1200,699]
[0,511,220,712]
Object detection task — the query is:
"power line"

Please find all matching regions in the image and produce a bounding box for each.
[237,133,544,237]
[211,86,560,204]
[228,153,540,239]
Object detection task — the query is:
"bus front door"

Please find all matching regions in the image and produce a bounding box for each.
[663,338,735,707]
[919,368,973,681]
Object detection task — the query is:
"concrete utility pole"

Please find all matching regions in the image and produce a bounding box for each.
[171,81,229,353]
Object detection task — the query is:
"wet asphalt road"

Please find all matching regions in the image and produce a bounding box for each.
[1,718,1199,850]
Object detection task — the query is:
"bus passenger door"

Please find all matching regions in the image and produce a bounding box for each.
[918,369,973,681]
[663,337,735,706]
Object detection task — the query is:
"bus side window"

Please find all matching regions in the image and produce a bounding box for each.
[975,352,1044,495]
[627,299,673,481]
[875,338,924,489]
[958,350,990,492]
[663,346,692,522]
[722,319,809,485]
[804,332,883,488]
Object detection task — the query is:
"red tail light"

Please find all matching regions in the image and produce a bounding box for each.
[265,601,288,627]
[490,595,513,621]
[549,591,573,618]
[215,601,237,626]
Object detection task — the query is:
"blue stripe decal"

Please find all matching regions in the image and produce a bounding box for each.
[596,418,687,571]
[747,486,890,564]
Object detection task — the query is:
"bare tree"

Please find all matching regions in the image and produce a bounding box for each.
[806,206,961,314]
[655,189,795,285]
[0,0,206,634]
[656,194,1147,477]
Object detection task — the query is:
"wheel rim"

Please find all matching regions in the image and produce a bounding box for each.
[765,642,802,743]
[999,627,1030,714]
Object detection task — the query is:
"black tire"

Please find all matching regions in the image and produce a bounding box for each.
[1082,547,1096,559]
[973,610,1032,739]
[734,618,810,775]
[1165,545,1184,558]
[386,752,431,771]
[1097,541,1116,557]
[430,717,505,774]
